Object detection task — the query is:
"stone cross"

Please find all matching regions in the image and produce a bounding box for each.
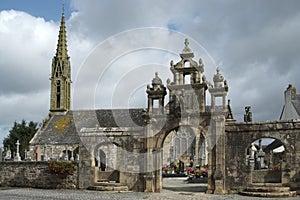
[14,140,21,161]
[257,139,265,169]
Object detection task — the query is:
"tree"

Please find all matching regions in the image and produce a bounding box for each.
[2,120,38,160]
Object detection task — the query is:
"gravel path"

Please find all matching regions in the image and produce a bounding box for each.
[0,178,298,200]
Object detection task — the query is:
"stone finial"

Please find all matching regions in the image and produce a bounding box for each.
[152,72,163,85]
[184,38,190,51]
[170,60,174,67]
[213,67,225,88]
[180,38,194,59]
[166,78,171,85]
[198,58,204,73]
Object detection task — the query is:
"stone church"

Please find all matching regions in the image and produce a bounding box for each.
[29,12,300,196]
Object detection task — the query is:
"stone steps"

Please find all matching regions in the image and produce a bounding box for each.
[239,183,297,198]
[239,191,297,198]
[87,181,129,192]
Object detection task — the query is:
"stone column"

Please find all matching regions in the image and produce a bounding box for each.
[24,149,27,160]
[159,99,163,114]
[195,72,201,83]
[14,140,21,161]
[70,150,74,161]
[154,148,163,192]
[64,146,69,161]
[222,96,226,110]
[144,123,155,192]
[0,147,3,162]
[43,145,48,161]
[148,98,152,113]
[50,146,53,160]
[206,149,215,194]
[175,72,179,85]
[269,151,273,169]
[211,114,227,195]
[194,132,200,165]
[211,96,215,111]
[179,73,184,85]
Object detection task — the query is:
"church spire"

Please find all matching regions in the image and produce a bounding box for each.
[55,12,68,59]
[50,10,71,113]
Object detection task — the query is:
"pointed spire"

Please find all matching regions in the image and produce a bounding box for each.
[55,11,68,59]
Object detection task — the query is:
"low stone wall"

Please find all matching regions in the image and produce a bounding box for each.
[97,170,120,182]
[252,170,281,183]
[0,161,78,189]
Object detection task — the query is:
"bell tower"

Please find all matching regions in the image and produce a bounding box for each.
[50,11,71,113]
[167,38,207,114]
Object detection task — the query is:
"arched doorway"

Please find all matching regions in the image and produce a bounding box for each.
[161,126,208,193]
[246,137,286,184]
[99,149,106,171]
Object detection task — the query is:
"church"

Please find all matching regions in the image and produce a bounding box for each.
[28,12,300,196]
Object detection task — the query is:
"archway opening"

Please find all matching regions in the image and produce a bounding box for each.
[246,137,286,183]
[98,149,106,171]
[161,126,208,192]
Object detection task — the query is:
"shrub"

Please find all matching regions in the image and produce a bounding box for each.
[48,160,75,176]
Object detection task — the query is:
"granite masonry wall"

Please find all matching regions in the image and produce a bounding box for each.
[0,161,79,189]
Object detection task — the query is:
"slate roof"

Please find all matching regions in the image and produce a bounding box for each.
[30,109,146,145]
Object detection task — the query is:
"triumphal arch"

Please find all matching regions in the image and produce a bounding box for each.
[29,12,300,196]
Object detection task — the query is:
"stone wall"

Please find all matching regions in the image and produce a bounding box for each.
[225,120,300,193]
[0,161,78,189]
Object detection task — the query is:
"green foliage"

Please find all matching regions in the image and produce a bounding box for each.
[2,120,38,159]
[48,160,75,176]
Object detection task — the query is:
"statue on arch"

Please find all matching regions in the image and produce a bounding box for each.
[244,106,252,122]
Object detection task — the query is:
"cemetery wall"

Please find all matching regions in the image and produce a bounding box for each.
[225,121,300,192]
[0,161,79,189]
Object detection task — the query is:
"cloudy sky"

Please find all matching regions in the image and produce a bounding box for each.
[1,0,300,147]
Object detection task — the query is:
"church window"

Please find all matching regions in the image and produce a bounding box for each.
[56,94,60,108]
[56,80,61,108]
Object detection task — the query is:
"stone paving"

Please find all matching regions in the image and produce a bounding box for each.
[0,178,298,200]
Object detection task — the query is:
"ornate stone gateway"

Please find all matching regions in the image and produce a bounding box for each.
[28,12,300,195]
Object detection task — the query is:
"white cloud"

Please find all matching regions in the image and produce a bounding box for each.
[1,0,300,146]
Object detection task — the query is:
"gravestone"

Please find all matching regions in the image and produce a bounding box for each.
[5,147,12,161]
